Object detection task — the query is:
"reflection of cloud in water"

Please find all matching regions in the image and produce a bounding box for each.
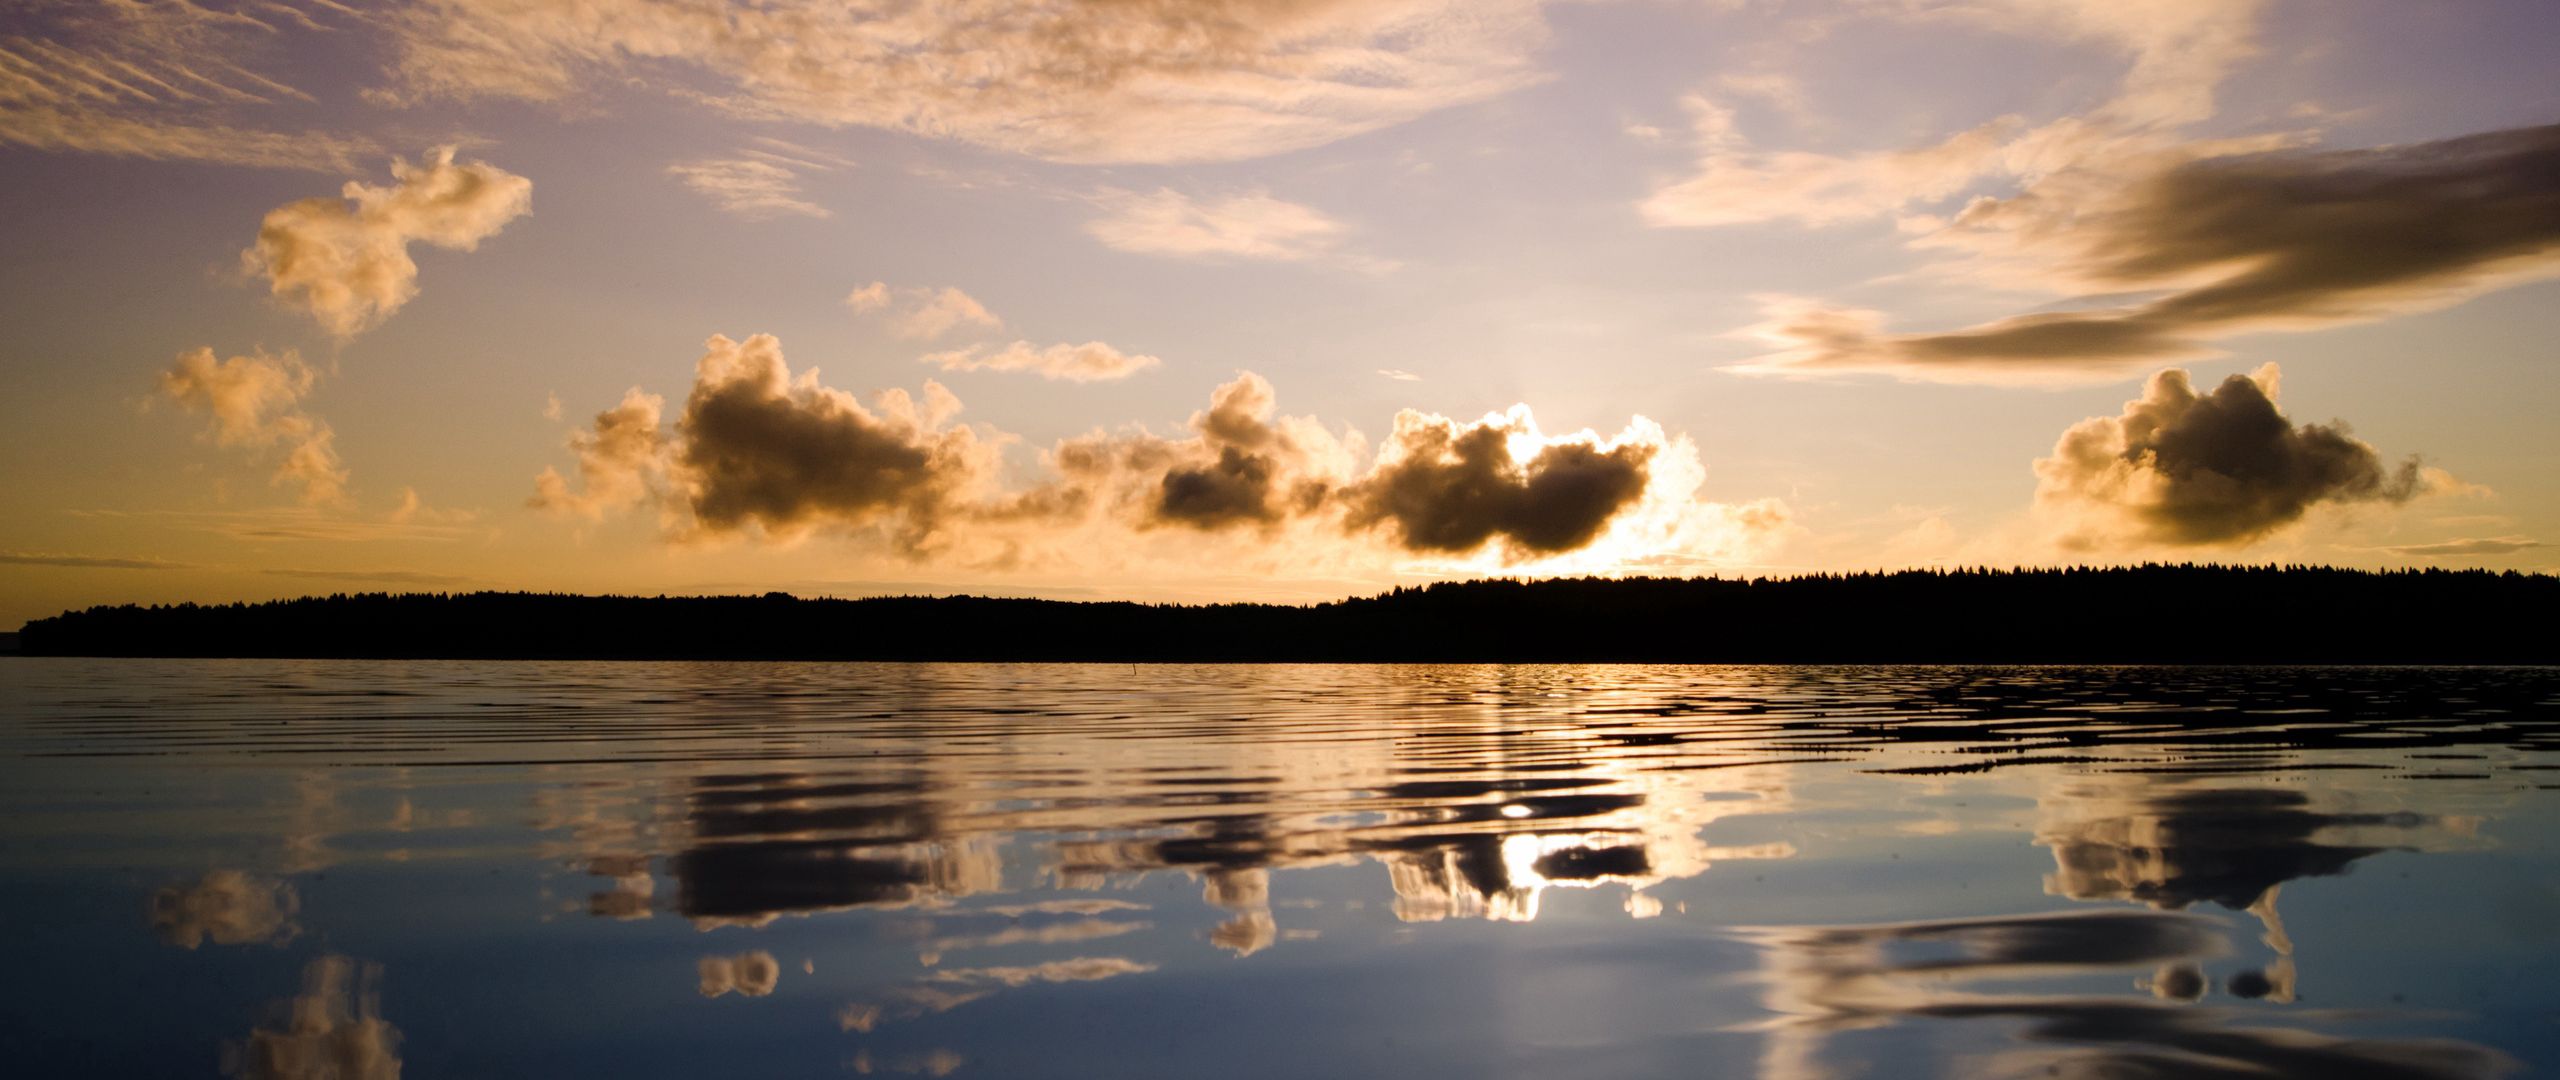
[697,950,780,998]
[840,956,1157,1032]
[2036,780,2476,1002]
[972,899,1148,918]
[2040,785,2443,911]
[917,917,1150,966]
[583,855,655,919]
[1057,754,1795,935]
[849,1048,967,1077]
[221,956,402,1080]
[151,870,301,949]
[1740,911,2513,1080]
[667,773,1004,928]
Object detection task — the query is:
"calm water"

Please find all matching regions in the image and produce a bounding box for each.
[3,662,2558,1079]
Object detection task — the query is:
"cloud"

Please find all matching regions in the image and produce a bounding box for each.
[1377,369,1422,382]
[149,870,301,949]
[538,339,1790,572]
[1085,188,1350,262]
[1643,0,2266,230]
[921,341,1160,383]
[222,956,402,1080]
[258,569,477,587]
[697,950,781,998]
[1734,123,2560,381]
[677,334,1000,550]
[0,2,375,171]
[667,157,829,219]
[243,147,534,339]
[158,347,347,506]
[1043,372,1357,534]
[847,284,1003,341]
[65,507,482,544]
[1345,407,1658,557]
[2383,536,2547,558]
[530,388,671,519]
[0,552,193,570]
[380,0,1551,164]
[2035,364,2434,548]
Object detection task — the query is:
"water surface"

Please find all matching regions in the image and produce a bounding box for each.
[3,661,2557,1078]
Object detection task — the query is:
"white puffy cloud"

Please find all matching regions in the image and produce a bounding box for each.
[380,0,1552,164]
[243,147,534,339]
[158,347,347,506]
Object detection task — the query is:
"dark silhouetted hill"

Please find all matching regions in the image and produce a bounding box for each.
[15,565,2557,663]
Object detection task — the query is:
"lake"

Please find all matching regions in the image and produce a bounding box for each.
[2,660,2556,1078]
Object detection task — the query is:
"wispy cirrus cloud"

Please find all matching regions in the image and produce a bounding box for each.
[920,341,1159,383]
[0,552,195,570]
[1084,188,1358,265]
[258,568,478,587]
[378,0,1553,164]
[666,158,827,220]
[2381,536,2546,559]
[0,0,376,171]
[1644,0,2266,230]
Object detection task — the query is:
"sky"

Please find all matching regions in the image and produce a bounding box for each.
[1,0,2556,628]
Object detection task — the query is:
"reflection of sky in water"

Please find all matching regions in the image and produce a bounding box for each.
[1,661,2556,1077]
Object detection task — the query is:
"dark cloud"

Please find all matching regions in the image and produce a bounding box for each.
[679,334,992,548]
[2384,536,2546,558]
[2036,364,2430,547]
[539,345,1754,565]
[1744,123,2560,381]
[1345,408,1655,556]
[1043,372,1346,534]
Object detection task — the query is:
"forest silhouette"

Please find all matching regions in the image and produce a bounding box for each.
[17,565,2555,662]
